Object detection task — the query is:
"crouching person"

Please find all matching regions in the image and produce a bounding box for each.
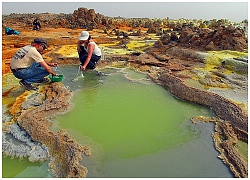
[77,31,102,71]
[10,38,58,90]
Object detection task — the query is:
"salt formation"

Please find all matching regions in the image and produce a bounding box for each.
[8,82,91,178]
[2,123,49,162]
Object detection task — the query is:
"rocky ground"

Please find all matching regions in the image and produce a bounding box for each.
[2,9,248,178]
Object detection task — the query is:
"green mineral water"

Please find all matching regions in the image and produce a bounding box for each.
[2,66,233,178]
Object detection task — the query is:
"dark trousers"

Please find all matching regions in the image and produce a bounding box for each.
[79,54,101,69]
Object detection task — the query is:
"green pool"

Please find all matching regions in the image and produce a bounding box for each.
[2,66,233,178]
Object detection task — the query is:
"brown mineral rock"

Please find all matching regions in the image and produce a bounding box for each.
[159,26,247,52]
[213,121,248,178]
[159,34,171,45]
[10,83,91,178]
[205,41,215,51]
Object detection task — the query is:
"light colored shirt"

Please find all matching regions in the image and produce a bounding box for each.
[83,41,102,56]
[10,45,44,69]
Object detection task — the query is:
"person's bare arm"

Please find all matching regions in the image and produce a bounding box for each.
[39,61,58,76]
[47,62,58,67]
[81,43,94,71]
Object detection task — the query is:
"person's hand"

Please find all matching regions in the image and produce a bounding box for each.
[49,63,58,67]
[52,73,59,77]
[81,65,86,71]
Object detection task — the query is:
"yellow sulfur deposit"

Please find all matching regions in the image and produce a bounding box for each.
[55,45,78,58]
[204,50,248,73]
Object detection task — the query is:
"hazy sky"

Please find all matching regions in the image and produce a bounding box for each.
[1,1,248,22]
